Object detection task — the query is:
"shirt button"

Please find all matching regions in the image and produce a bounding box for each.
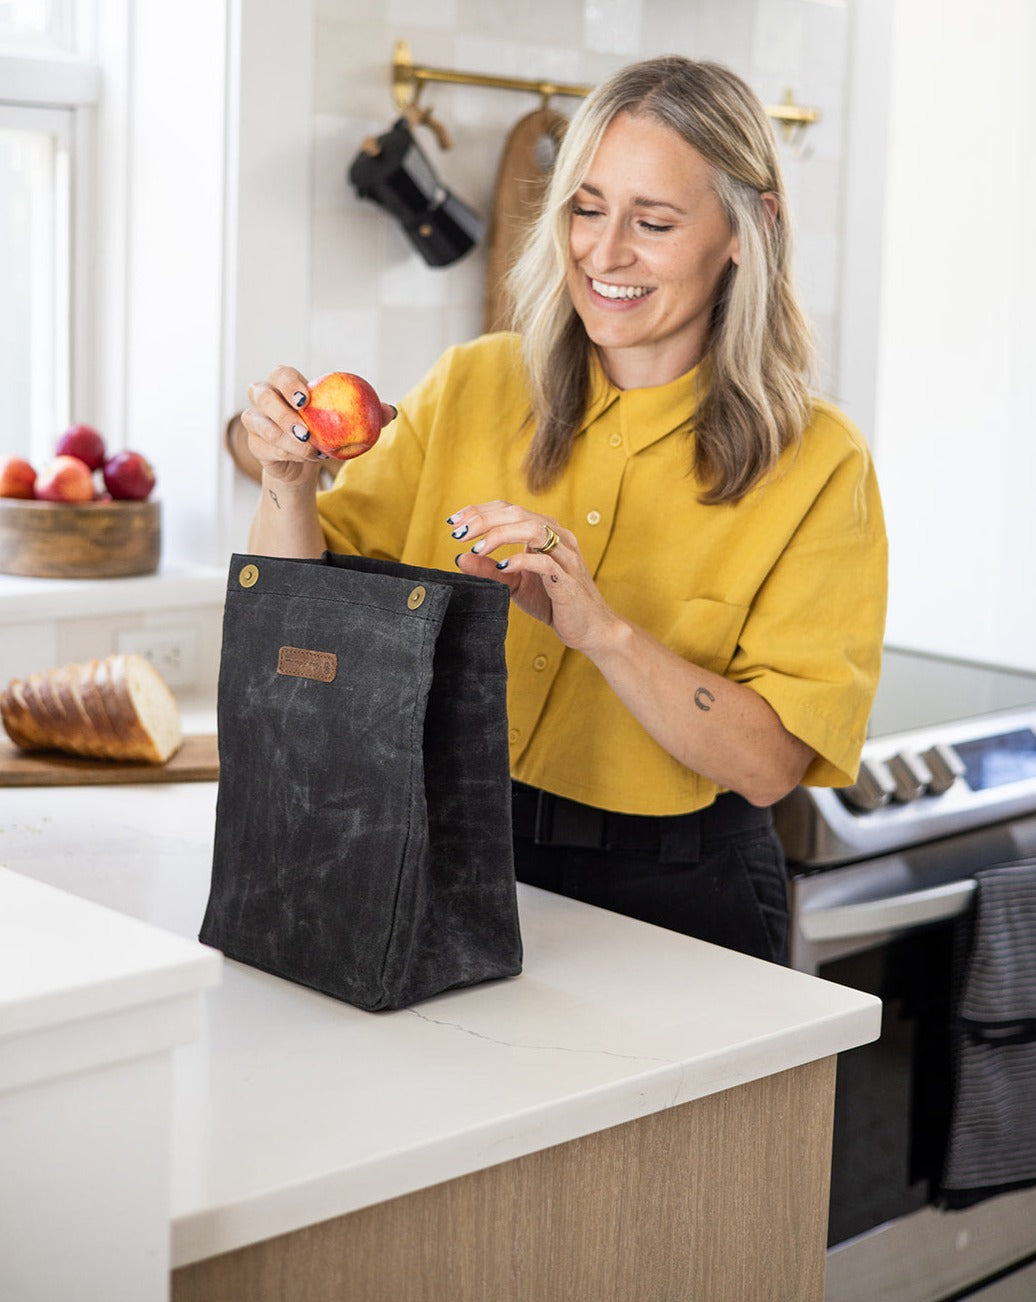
[509,727,520,745]
[608,432,622,448]
[586,509,601,526]
[533,654,548,671]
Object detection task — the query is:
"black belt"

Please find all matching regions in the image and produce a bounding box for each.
[511,781,772,865]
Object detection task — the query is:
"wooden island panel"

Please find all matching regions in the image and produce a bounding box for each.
[173,1056,834,1302]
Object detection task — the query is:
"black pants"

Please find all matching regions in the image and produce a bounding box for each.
[512,782,789,965]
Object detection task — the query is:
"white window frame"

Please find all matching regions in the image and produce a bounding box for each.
[0,48,100,464]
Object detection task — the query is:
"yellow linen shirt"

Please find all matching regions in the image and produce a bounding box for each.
[316,332,887,816]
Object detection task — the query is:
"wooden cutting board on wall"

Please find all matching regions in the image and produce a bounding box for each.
[0,733,219,787]
[483,106,569,334]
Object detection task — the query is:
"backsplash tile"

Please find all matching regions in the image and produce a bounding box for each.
[584,0,644,56]
[307,0,850,404]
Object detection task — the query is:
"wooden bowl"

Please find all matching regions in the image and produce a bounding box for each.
[0,499,161,578]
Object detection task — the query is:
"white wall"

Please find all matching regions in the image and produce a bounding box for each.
[98,0,232,569]
[867,0,1036,669]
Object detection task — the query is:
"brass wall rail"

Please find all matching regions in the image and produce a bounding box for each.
[391,39,819,141]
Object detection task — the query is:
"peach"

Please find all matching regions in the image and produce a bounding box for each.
[0,456,38,499]
[299,372,386,461]
[34,454,95,503]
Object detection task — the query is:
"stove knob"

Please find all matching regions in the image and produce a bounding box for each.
[888,751,933,802]
[920,742,966,794]
[839,757,897,812]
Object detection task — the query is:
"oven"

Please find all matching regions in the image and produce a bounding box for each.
[774,647,1036,1302]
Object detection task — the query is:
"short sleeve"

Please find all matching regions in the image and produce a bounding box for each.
[729,421,888,787]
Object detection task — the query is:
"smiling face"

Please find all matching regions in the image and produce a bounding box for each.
[565,110,740,390]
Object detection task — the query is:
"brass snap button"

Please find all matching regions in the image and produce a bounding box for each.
[407,585,426,610]
[239,563,259,588]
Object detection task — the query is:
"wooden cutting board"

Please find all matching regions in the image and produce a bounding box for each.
[482,106,569,333]
[0,733,219,787]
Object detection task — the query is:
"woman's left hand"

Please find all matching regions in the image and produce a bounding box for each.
[448,500,617,654]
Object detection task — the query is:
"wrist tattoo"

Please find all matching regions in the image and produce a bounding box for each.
[269,488,281,510]
[693,687,715,712]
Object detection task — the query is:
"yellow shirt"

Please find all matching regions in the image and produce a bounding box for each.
[317,333,888,816]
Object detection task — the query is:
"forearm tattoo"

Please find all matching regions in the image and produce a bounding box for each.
[693,687,715,712]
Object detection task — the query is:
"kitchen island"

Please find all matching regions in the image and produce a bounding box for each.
[1,777,880,1301]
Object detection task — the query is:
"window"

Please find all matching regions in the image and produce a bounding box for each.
[2,2,298,574]
[0,105,72,461]
[0,1,75,52]
[0,1,98,463]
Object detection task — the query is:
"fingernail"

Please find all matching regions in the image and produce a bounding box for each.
[316,451,329,459]
[495,559,509,570]
[388,405,398,420]
[454,553,464,568]
[446,513,459,525]
[293,391,307,408]
[471,540,484,554]
[451,524,468,540]
[292,424,310,442]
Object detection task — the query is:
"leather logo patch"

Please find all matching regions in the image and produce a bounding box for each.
[277,646,337,683]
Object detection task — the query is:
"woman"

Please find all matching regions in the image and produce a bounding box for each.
[243,56,887,965]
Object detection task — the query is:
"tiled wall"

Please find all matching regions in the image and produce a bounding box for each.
[0,591,224,701]
[308,0,850,407]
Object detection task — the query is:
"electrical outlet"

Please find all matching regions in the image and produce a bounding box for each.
[116,627,200,689]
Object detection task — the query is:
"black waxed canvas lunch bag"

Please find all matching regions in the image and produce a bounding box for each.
[199,551,522,1011]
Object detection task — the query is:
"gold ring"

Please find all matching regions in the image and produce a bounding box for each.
[535,525,560,555]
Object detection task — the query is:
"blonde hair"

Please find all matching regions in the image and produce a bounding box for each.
[506,56,815,503]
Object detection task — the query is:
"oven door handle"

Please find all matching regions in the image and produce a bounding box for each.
[798,879,977,941]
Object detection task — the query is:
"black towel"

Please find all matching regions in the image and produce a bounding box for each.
[940,858,1036,1208]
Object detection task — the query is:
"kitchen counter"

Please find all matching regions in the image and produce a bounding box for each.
[0,776,881,1301]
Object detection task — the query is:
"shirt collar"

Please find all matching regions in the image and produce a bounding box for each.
[576,350,707,454]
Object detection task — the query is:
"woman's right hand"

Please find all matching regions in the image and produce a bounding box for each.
[242,365,325,488]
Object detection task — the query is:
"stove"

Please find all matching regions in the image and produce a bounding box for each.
[773,646,1036,1301]
[776,646,1036,868]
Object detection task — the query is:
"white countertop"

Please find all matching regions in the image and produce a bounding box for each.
[0,775,880,1267]
[0,867,219,1043]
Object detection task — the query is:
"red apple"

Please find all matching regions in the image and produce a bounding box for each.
[55,423,106,471]
[35,454,95,503]
[299,372,386,460]
[0,456,37,499]
[102,449,155,500]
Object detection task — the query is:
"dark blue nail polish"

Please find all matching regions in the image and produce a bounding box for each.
[293,391,307,408]
[454,553,464,567]
[495,559,509,570]
[451,524,468,540]
[446,514,458,525]
[292,424,310,442]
